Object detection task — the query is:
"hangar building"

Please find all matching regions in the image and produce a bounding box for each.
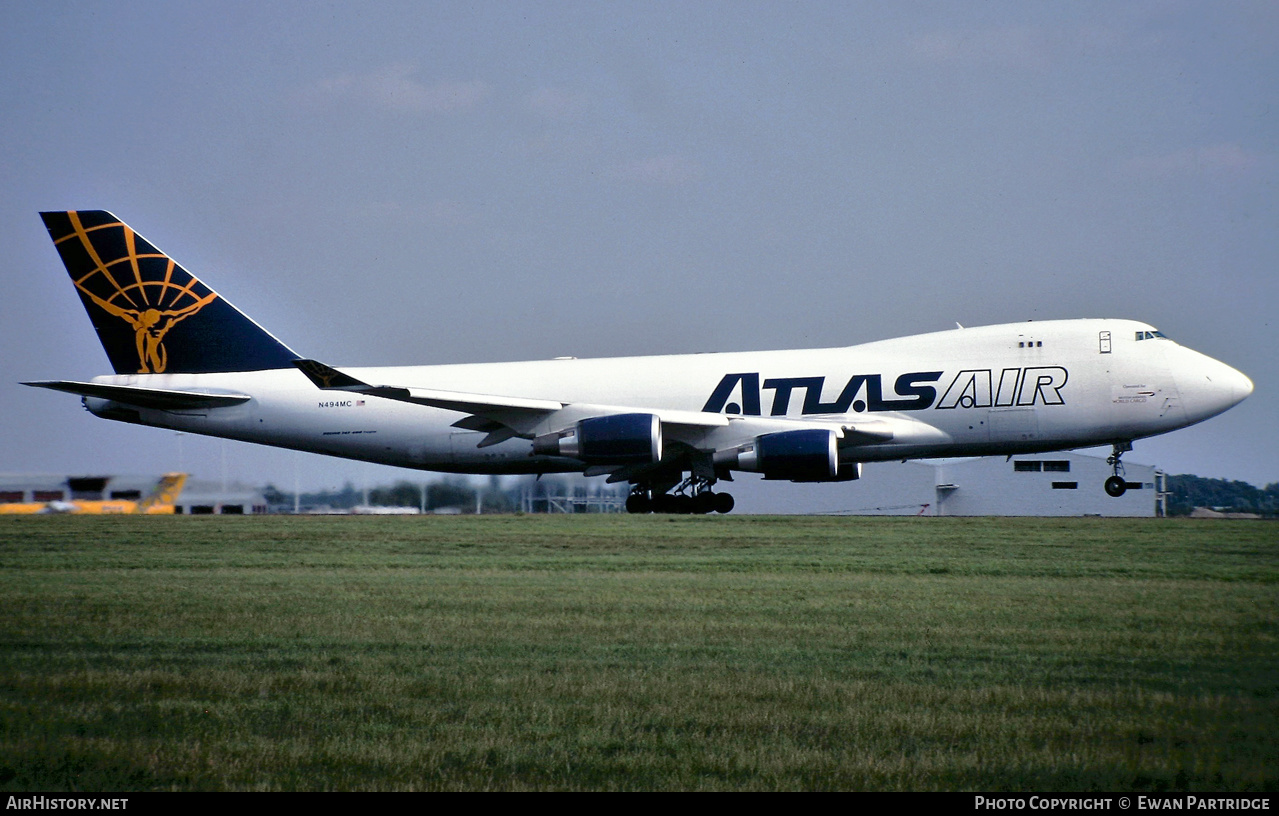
[0,474,268,515]
[729,452,1161,516]
[173,479,270,515]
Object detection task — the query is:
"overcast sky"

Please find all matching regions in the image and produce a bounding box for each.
[2,1,1275,492]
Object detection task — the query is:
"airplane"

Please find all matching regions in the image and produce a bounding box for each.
[25,210,1253,514]
[0,473,187,515]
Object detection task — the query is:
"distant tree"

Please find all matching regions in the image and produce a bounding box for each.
[369,481,423,508]
[1164,475,1277,516]
[481,474,513,513]
[427,477,476,512]
[270,481,363,510]
[263,484,287,505]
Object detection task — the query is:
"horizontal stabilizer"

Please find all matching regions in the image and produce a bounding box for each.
[23,380,251,410]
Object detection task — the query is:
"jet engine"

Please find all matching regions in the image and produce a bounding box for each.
[532,413,663,465]
[714,429,861,482]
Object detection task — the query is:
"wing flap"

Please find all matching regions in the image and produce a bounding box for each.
[838,415,950,447]
[703,414,949,447]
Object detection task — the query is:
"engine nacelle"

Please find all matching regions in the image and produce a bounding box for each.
[782,461,861,483]
[531,413,663,465]
[714,429,861,482]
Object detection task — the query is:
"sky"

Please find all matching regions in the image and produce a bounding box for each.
[1,1,1276,493]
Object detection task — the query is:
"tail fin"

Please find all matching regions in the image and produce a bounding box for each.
[136,473,187,514]
[40,211,300,374]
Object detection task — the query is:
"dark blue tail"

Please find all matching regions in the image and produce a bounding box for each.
[40,211,300,374]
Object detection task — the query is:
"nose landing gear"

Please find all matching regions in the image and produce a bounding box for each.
[1104,441,1133,497]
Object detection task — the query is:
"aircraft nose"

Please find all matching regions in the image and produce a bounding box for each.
[1175,349,1253,422]
[1233,366,1255,403]
[1212,358,1254,407]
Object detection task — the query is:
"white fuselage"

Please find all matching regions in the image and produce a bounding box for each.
[82,319,1252,475]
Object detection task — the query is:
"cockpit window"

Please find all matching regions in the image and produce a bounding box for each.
[1135,330,1168,341]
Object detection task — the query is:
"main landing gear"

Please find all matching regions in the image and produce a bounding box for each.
[1104,441,1133,498]
[627,477,735,514]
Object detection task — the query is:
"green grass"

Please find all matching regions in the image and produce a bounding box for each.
[0,515,1274,790]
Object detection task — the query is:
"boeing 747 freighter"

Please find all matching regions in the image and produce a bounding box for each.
[26,211,1252,513]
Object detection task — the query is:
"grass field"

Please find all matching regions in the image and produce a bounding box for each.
[0,514,1274,791]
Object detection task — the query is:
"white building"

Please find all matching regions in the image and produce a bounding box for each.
[729,452,1161,516]
[175,478,270,514]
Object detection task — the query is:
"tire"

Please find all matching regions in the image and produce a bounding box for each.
[694,492,717,515]
[652,493,678,514]
[1104,475,1127,497]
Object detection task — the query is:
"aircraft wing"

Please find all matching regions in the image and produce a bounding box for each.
[292,359,945,449]
[832,414,952,447]
[24,380,251,410]
[293,359,563,414]
[293,359,730,442]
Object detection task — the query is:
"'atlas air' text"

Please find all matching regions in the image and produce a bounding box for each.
[702,367,1069,416]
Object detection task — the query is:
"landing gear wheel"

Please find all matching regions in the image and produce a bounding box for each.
[652,493,678,514]
[1105,441,1133,498]
[713,492,735,514]
[1104,475,1127,498]
[626,493,651,514]
[694,492,717,515]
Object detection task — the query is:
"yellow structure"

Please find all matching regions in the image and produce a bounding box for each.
[0,473,187,514]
